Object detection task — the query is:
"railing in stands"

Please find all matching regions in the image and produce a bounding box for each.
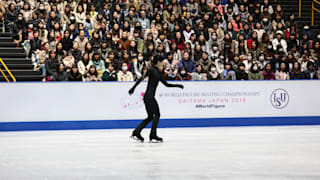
[312,0,320,25]
[299,0,302,17]
[0,67,9,82]
[0,57,16,82]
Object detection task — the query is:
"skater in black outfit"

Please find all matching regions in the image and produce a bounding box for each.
[129,55,184,142]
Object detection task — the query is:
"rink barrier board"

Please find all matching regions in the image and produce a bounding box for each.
[1,116,320,131]
[1,81,320,131]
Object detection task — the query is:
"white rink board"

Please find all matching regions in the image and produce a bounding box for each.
[0,81,319,122]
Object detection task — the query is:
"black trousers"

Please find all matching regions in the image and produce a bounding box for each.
[134,95,160,136]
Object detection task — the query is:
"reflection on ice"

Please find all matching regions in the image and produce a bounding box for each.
[0,126,320,179]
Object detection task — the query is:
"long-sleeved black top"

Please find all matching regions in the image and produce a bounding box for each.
[130,66,182,97]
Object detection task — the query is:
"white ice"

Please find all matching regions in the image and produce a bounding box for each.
[1,126,320,180]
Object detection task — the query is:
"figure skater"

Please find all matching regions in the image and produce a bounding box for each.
[129,55,184,143]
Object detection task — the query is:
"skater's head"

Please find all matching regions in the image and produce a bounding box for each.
[152,55,165,71]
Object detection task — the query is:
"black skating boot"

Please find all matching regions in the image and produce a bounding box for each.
[131,131,144,142]
[149,135,163,143]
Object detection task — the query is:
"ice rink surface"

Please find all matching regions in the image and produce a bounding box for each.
[1,126,320,180]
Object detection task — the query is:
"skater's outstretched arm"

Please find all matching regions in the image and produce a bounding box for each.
[129,70,149,95]
[160,73,184,89]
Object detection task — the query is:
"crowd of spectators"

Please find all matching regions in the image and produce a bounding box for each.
[1,0,320,81]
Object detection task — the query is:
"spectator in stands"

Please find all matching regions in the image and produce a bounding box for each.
[70,42,82,63]
[92,51,105,77]
[63,51,75,71]
[30,30,42,56]
[60,30,73,52]
[192,64,207,80]
[304,61,316,79]
[232,13,243,33]
[248,63,264,80]
[56,42,66,63]
[102,63,118,81]
[272,31,287,55]
[118,62,134,81]
[74,30,88,52]
[138,10,150,32]
[262,63,275,80]
[85,65,102,82]
[207,63,221,80]
[178,51,196,76]
[11,13,25,45]
[199,0,211,17]
[261,17,272,35]
[176,67,192,80]
[75,4,86,25]
[222,63,236,80]
[29,12,40,32]
[199,51,212,72]
[38,20,48,43]
[5,3,18,25]
[164,52,179,80]
[46,11,60,31]
[84,42,94,61]
[78,52,93,81]
[311,41,320,65]
[300,53,311,72]
[275,62,290,80]
[45,50,59,81]
[231,55,241,70]
[35,42,50,72]
[236,63,248,80]
[53,63,68,81]
[133,53,147,80]
[287,33,299,52]
[261,0,274,15]
[118,31,131,50]
[290,62,305,79]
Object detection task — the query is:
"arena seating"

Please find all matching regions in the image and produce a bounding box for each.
[0,31,43,81]
[0,0,319,81]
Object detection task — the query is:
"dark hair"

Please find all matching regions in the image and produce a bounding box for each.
[55,42,63,53]
[307,61,314,69]
[279,62,288,72]
[264,63,272,71]
[293,61,301,71]
[196,64,204,73]
[152,55,164,65]
[88,65,98,76]
[224,62,233,69]
[57,63,65,72]
[209,63,217,68]
[250,63,259,72]
[76,4,84,13]
[82,52,90,63]
[106,62,115,69]
[49,50,56,56]
[85,42,92,52]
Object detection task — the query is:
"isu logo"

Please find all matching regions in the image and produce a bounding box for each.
[270,88,289,109]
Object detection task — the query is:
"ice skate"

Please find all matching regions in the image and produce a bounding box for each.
[131,131,144,143]
[149,135,163,143]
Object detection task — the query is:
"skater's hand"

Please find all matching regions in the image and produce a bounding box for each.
[177,84,184,89]
[129,88,134,95]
